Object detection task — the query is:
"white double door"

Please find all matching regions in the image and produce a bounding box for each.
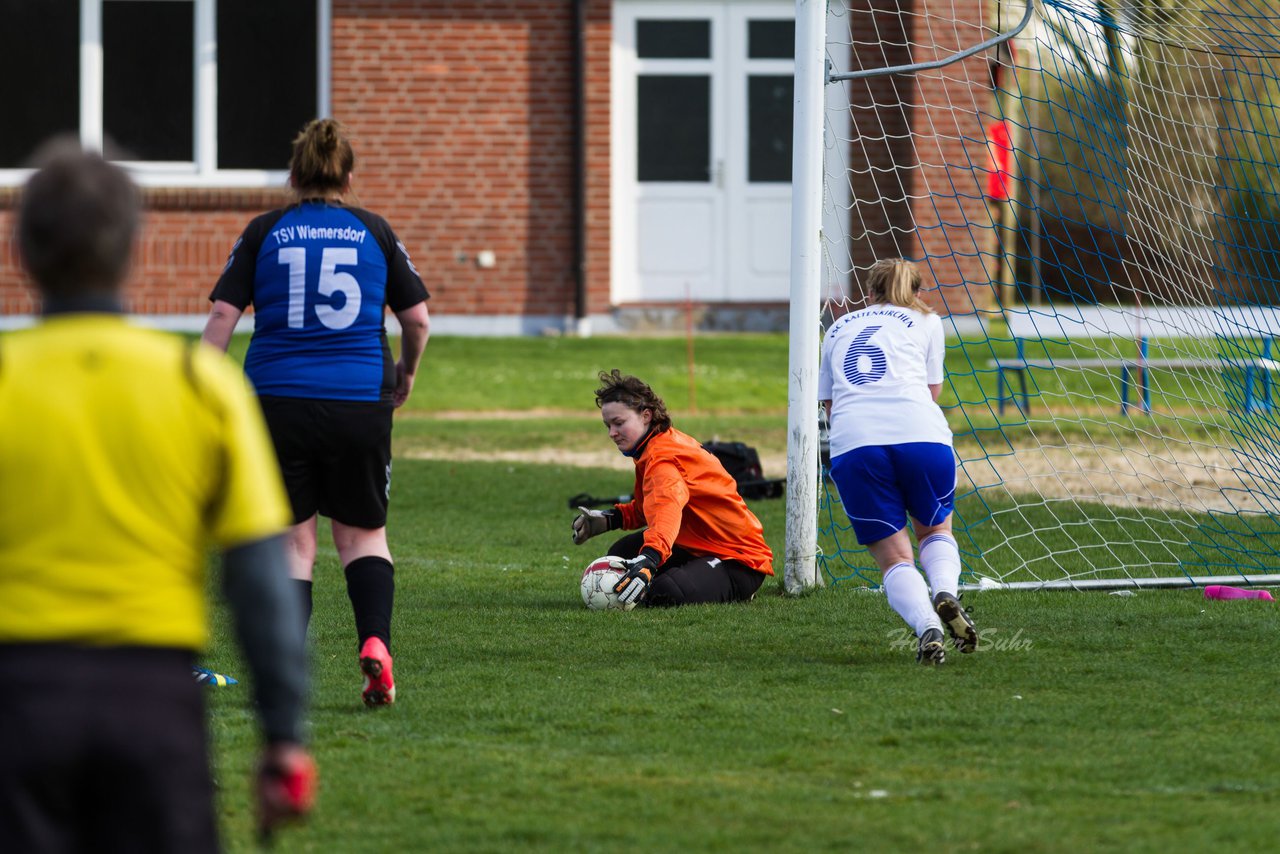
[612,1,795,303]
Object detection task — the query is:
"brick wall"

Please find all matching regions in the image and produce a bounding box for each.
[841,0,992,315]
[909,0,993,315]
[331,0,610,319]
[0,0,992,323]
[0,0,613,321]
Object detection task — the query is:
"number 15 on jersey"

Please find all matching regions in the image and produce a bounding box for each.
[278,246,363,331]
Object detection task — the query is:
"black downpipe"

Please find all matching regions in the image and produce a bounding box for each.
[572,0,588,329]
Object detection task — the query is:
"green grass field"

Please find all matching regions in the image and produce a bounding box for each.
[206,334,1279,852]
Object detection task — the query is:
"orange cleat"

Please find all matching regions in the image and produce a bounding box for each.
[359,636,396,707]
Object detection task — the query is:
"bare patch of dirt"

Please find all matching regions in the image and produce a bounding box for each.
[403,440,1273,514]
[967,441,1276,514]
[402,445,790,476]
[403,408,583,421]
[402,446,633,470]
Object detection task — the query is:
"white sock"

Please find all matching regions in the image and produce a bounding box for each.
[919,532,961,599]
[883,562,942,636]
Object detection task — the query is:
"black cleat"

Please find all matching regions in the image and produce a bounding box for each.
[934,592,979,654]
[917,628,946,665]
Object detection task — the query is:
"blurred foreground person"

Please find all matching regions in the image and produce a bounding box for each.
[0,142,314,851]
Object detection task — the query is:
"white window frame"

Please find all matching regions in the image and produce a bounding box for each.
[0,0,330,188]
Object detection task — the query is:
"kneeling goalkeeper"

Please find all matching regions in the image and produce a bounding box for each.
[571,370,774,606]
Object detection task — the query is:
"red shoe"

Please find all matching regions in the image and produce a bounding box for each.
[359,637,396,707]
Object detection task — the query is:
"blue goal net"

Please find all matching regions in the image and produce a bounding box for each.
[813,0,1280,590]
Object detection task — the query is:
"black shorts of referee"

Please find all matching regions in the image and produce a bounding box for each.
[259,395,395,528]
[0,645,218,854]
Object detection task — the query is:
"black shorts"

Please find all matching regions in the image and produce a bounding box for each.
[0,645,216,854]
[259,395,394,529]
[607,531,766,606]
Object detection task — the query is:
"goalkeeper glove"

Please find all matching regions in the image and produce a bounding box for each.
[572,506,619,545]
[611,550,659,606]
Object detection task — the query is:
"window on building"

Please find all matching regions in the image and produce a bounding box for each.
[0,0,79,169]
[638,74,712,182]
[0,0,326,185]
[748,75,793,183]
[636,19,711,59]
[104,1,195,162]
[747,19,794,60]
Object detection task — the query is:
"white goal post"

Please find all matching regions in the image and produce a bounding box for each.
[783,0,827,594]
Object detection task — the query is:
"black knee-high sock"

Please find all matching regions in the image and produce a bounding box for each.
[293,579,313,641]
[345,556,394,651]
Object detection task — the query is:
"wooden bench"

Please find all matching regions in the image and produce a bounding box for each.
[989,307,1280,415]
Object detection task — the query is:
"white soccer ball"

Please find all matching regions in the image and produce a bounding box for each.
[580,557,635,611]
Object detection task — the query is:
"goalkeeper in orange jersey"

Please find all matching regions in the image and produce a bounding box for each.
[570,370,774,606]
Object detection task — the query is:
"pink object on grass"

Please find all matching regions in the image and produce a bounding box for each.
[1203,585,1275,601]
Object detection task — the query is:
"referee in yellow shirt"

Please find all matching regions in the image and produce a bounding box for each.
[0,144,314,851]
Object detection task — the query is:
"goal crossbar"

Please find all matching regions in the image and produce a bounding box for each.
[827,0,1035,82]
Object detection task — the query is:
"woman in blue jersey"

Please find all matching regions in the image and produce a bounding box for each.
[202,118,429,706]
[818,259,978,665]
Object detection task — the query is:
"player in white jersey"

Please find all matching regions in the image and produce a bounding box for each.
[818,259,978,664]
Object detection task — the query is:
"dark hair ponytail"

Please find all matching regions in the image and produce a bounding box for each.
[288,118,355,199]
